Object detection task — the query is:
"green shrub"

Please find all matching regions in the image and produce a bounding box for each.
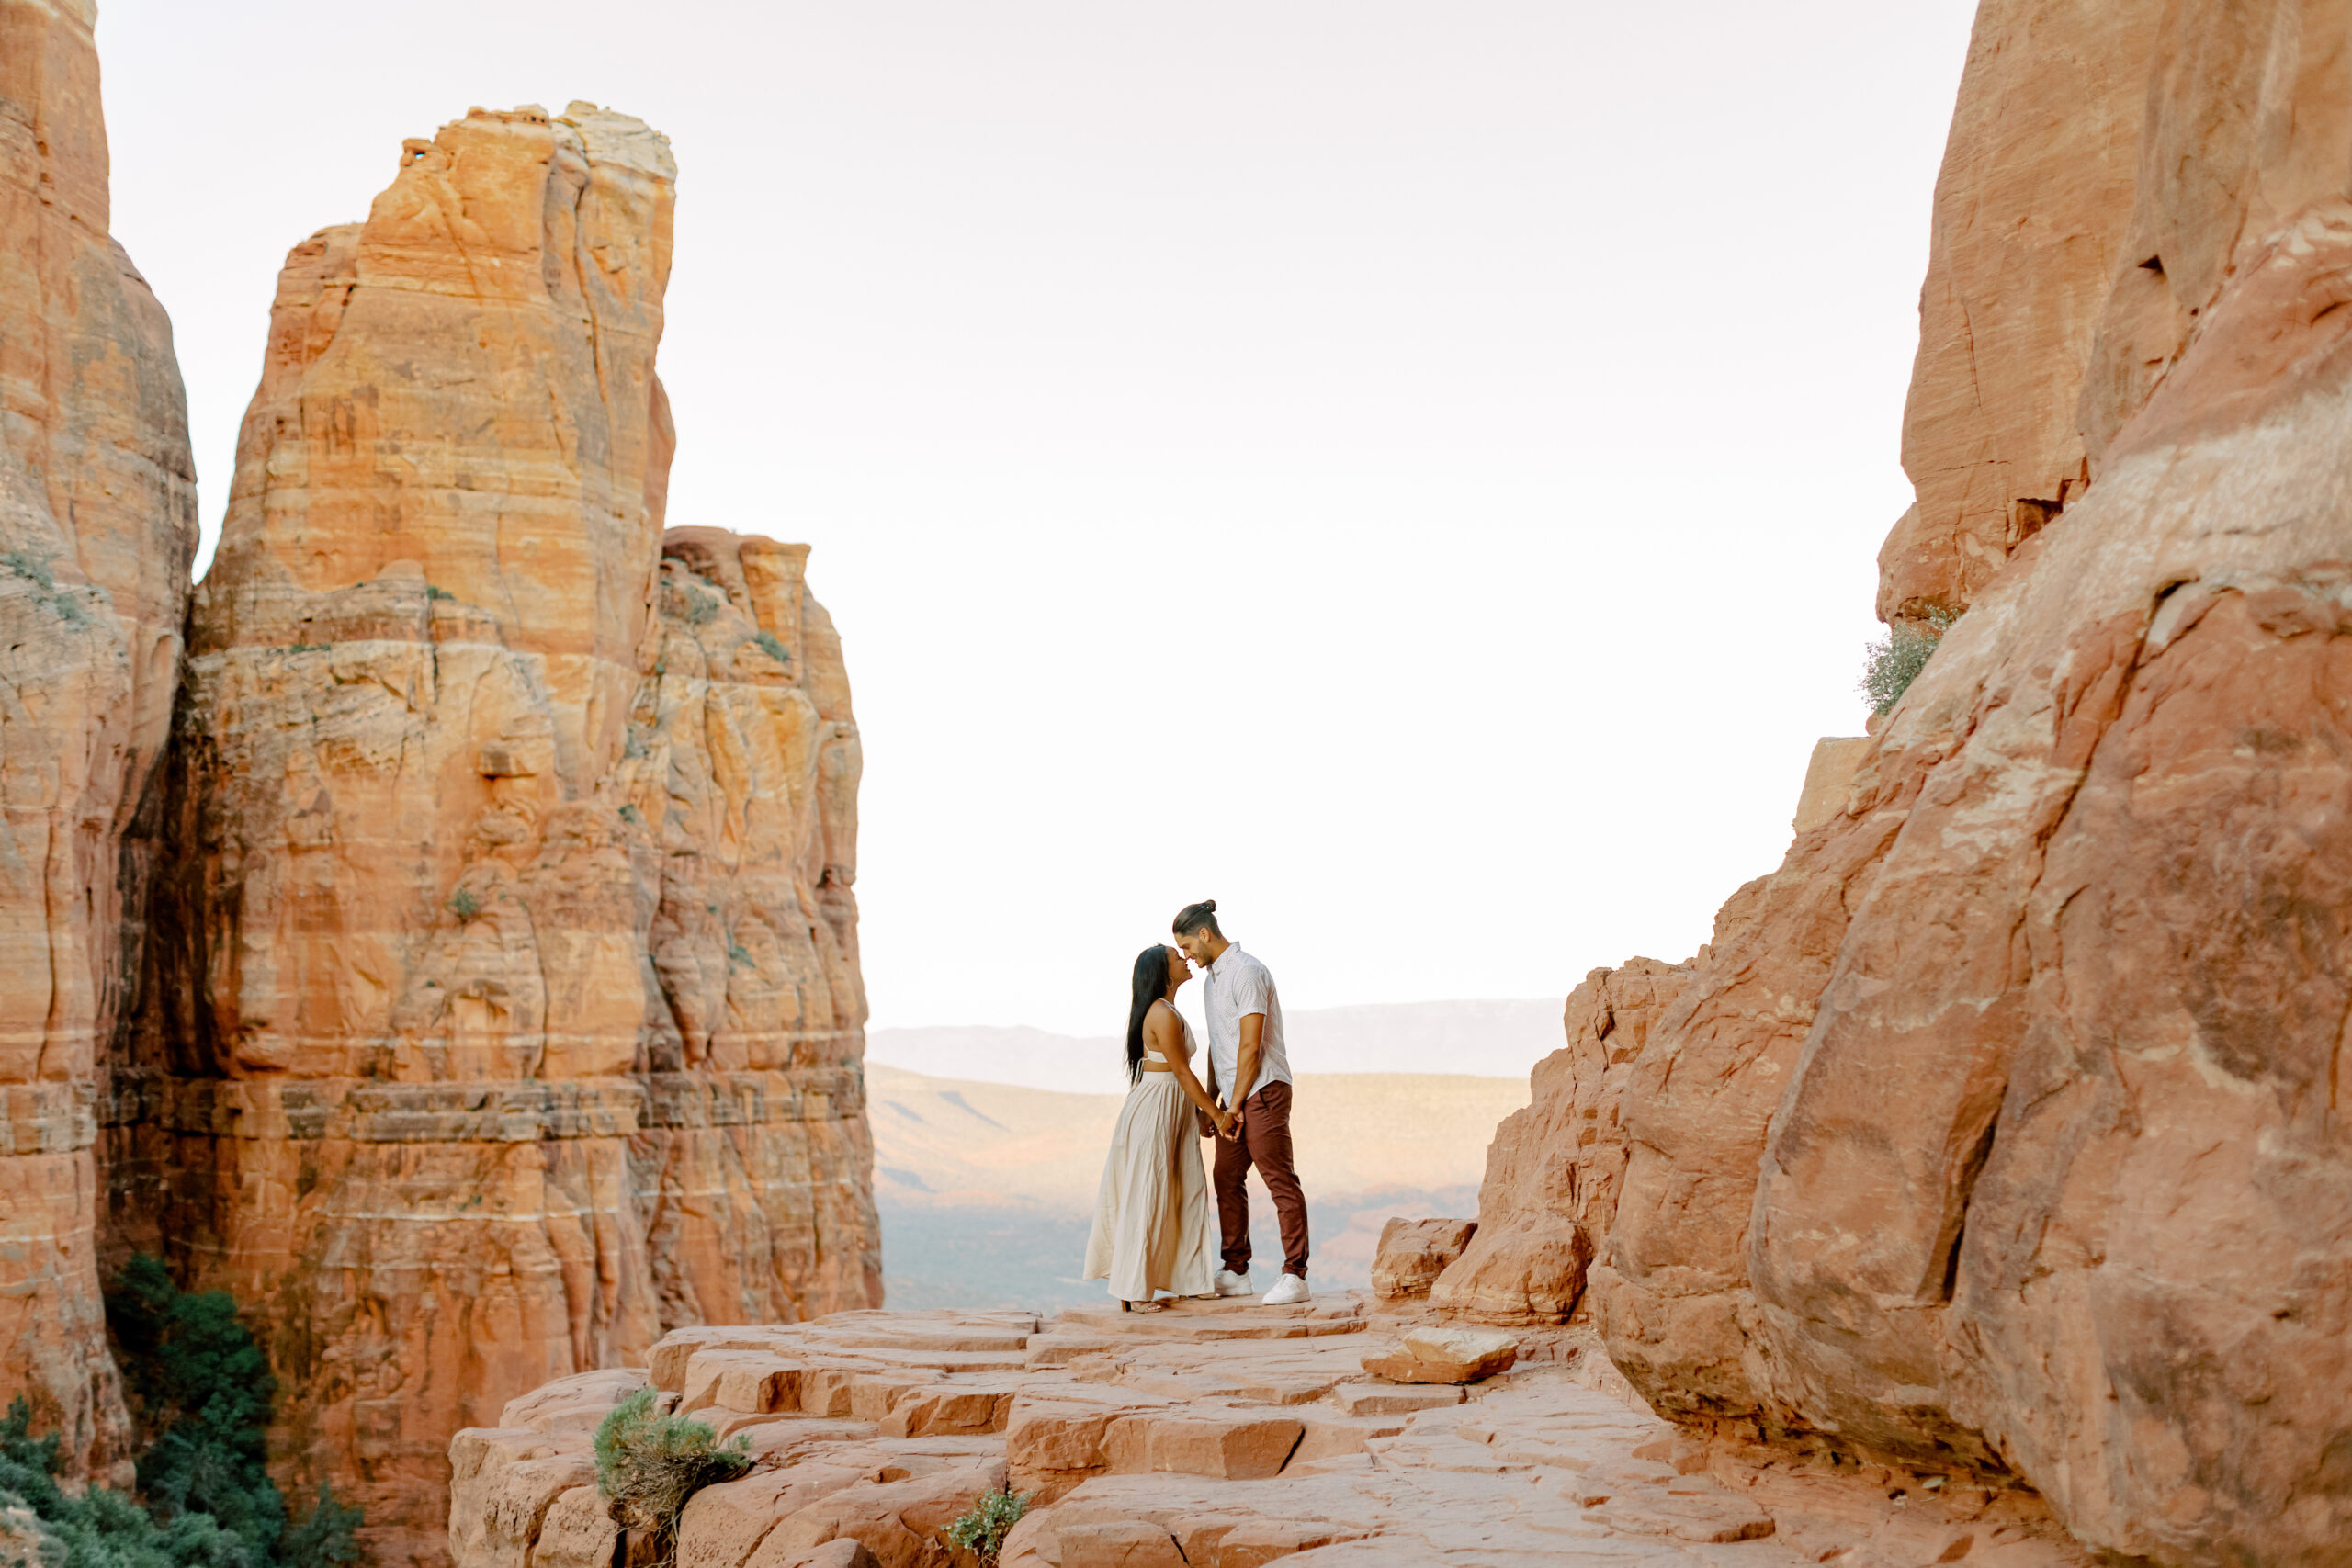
[1860,607,1957,715]
[750,631,790,666]
[592,1393,749,1562]
[447,887,481,922]
[675,588,719,627]
[424,584,456,603]
[3,550,56,593]
[0,1259,362,1568]
[4,549,93,628]
[943,1488,1030,1568]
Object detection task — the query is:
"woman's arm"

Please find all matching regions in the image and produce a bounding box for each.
[1148,1006,1232,1133]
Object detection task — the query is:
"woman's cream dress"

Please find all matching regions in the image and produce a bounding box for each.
[1083,1010,1217,1301]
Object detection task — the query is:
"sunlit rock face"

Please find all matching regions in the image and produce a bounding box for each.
[1427,960,1690,1326]
[120,104,879,1565]
[0,0,198,1482]
[1587,6,2352,1562]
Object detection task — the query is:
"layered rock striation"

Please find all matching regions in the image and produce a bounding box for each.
[0,0,197,1481]
[100,105,880,1563]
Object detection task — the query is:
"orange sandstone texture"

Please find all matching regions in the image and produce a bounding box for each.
[1879,0,2163,623]
[1426,959,1690,1326]
[0,0,197,1480]
[1574,7,2352,1563]
[125,105,878,1565]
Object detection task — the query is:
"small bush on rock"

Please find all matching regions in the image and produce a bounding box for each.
[1860,607,1957,715]
[592,1393,750,1562]
[944,1487,1029,1568]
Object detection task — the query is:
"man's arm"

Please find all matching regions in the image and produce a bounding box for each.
[1226,1011,1265,1140]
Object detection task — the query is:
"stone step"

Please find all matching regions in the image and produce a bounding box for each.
[1056,1297,1368,1342]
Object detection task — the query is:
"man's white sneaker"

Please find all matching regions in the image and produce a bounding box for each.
[1261,1275,1311,1306]
[1212,1269,1254,1298]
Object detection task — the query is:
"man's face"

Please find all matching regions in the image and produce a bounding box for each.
[1174,927,1215,967]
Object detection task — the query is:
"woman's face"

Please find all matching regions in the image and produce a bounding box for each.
[1164,946,1192,992]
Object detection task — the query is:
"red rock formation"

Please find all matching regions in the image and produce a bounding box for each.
[0,0,197,1481]
[1581,6,2352,1562]
[1427,959,1690,1326]
[119,105,878,1564]
[450,1303,2091,1568]
[1877,0,2159,624]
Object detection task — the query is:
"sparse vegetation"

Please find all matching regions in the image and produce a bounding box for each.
[288,643,330,655]
[591,1392,750,1565]
[1860,607,1958,715]
[5,548,92,627]
[680,589,720,626]
[447,887,482,922]
[618,804,643,827]
[751,631,790,666]
[943,1487,1030,1568]
[727,942,755,969]
[0,1258,362,1568]
[4,549,56,593]
[425,584,456,603]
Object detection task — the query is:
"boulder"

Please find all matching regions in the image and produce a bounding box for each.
[1358,1326,1519,1386]
[1367,1218,1475,1299]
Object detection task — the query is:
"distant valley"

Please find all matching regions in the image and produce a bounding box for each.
[867,1060,1532,1310]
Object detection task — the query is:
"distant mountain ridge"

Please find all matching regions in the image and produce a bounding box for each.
[868,997,1565,1096]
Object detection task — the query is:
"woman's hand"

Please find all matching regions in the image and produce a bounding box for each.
[1212,1106,1236,1139]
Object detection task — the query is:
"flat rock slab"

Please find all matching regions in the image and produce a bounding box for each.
[1330,1382,1466,1416]
[455,1310,2098,1568]
[1057,1299,1369,1341]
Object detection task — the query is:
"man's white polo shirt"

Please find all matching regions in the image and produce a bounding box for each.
[1203,942,1290,1104]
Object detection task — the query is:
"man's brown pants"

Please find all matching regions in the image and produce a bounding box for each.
[1213,1079,1309,1279]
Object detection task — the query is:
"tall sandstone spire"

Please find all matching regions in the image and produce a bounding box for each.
[120,105,880,1563]
[0,0,197,1483]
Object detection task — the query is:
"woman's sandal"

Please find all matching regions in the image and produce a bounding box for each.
[1121,1299,1170,1313]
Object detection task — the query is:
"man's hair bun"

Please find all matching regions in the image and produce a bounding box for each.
[1172,899,1223,939]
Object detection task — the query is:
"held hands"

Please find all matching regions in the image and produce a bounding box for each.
[1220,1100,1245,1142]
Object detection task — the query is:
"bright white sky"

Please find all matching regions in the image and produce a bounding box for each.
[97,0,1976,1035]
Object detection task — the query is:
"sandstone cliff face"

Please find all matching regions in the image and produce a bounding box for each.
[1576,7,2352,1562]
[119,106,878,1565]
[0,0,196,1480]
[1425,960,1689,1326]
[1878,0,2165,623]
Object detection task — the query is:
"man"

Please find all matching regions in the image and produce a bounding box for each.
[1172,898,1309,1305]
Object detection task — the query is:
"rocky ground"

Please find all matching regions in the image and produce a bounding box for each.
[451,1298,2090,1568]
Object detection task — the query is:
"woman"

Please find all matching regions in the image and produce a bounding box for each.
[1082,944,1233,1310]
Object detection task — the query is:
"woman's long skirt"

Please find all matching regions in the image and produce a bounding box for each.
[1082,1074,1216,1301]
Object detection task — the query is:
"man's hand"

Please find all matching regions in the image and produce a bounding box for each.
[1221,1100,1244,1141]
[1227,1012,1265,1143]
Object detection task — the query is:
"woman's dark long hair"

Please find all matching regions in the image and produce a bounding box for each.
[1125,945,1173,1084]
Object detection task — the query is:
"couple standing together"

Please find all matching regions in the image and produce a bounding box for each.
[1082,899,1310,1310]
